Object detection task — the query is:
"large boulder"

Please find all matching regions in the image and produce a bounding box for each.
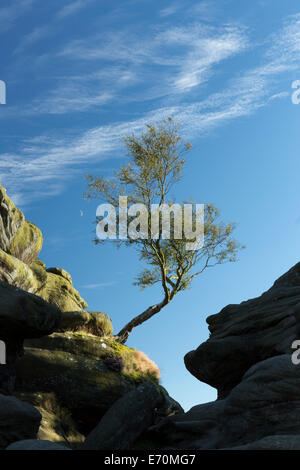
[0,281,61,339]
[151,262,300,449]
[37,269,88,312]
[16,332,161,439]
[83,382,162,450]
[0,185,87,312]
[154,354,300,450]
[0,254,87,313]
[185,264,300,398]
[0,394,41,449]
[0,281,61,394]
[57,310,113,336]
[14,391,85,448]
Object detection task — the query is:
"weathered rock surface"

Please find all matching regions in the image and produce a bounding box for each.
[84,382,162,450]
[0,281,61,394]
[14,391,85,448]
[0,184,87,312]
[0,281,61,339]
[46,267,73,284]
[16,330,161,439]
[185,267,300,398]
[223,434,300,450]
[0,185,42,264]
[58,310,113,336]
[0,184,183,450]
[6,439,70,450]
[0,394,41,449]
[151,262,300,450]
[38,269,88,312]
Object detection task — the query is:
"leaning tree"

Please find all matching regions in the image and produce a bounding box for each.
[85,118,243,343]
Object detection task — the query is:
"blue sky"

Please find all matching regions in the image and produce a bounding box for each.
[0,0,300,411]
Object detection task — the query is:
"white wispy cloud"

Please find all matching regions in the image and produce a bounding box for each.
[157,24,247,91]
[29,87,113,115]
[0,0,36,33]
[2,13,300,205]
[0,67,133,116]
[13,0,95,54]
[80,281,116,289]
[13,25,50,54]
[160,1,217,21]
[8,19,248,116]
[59,22,247,96]
[159,3,181,17]
[0,80,284,206]
[268,13,300,63]
[56,0,95,20]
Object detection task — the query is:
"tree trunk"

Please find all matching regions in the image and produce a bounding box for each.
[116,299,168,344]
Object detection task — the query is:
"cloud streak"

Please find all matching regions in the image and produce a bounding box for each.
[1,12,300,205]
[13,25,50,54]
[59,22,247,95]
[13,0,95,55]
[80,281,116,289]
[56,0,94,19]
[0,0,36,33]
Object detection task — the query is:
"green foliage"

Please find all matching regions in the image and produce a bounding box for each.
[85,118,244,340]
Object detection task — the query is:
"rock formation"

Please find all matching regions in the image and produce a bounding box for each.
[0,184,182,450]
[0,185,87,312]
[150,262,300,450]
[2,182,300,451]
[0,394,41,449]
[83,382,163,450]
[0,281,61,394]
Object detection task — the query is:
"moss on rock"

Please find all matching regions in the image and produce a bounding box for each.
[0,185,43,265]
[58,310,113,336]
[18,333,160,434]
[14,392,84,449]
[29,258,47,286]
[0,184,87,311]
[46,267,72,284]
[8,221,43,265]
[38,271,88,312]
[0,249,38,292]
[0,185,24,253]
[0,251,87,312]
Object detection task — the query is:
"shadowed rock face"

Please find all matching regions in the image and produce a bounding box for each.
[0,281,61,339]
[16,331,161,437]
[0,281,61,394]
[0,394,41,449]
[6,439,71,450]
[185,262,300,399]
[83,382,163,450]
[151,262,300,450]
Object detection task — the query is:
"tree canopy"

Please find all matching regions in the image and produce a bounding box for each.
[85,118,243,343]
